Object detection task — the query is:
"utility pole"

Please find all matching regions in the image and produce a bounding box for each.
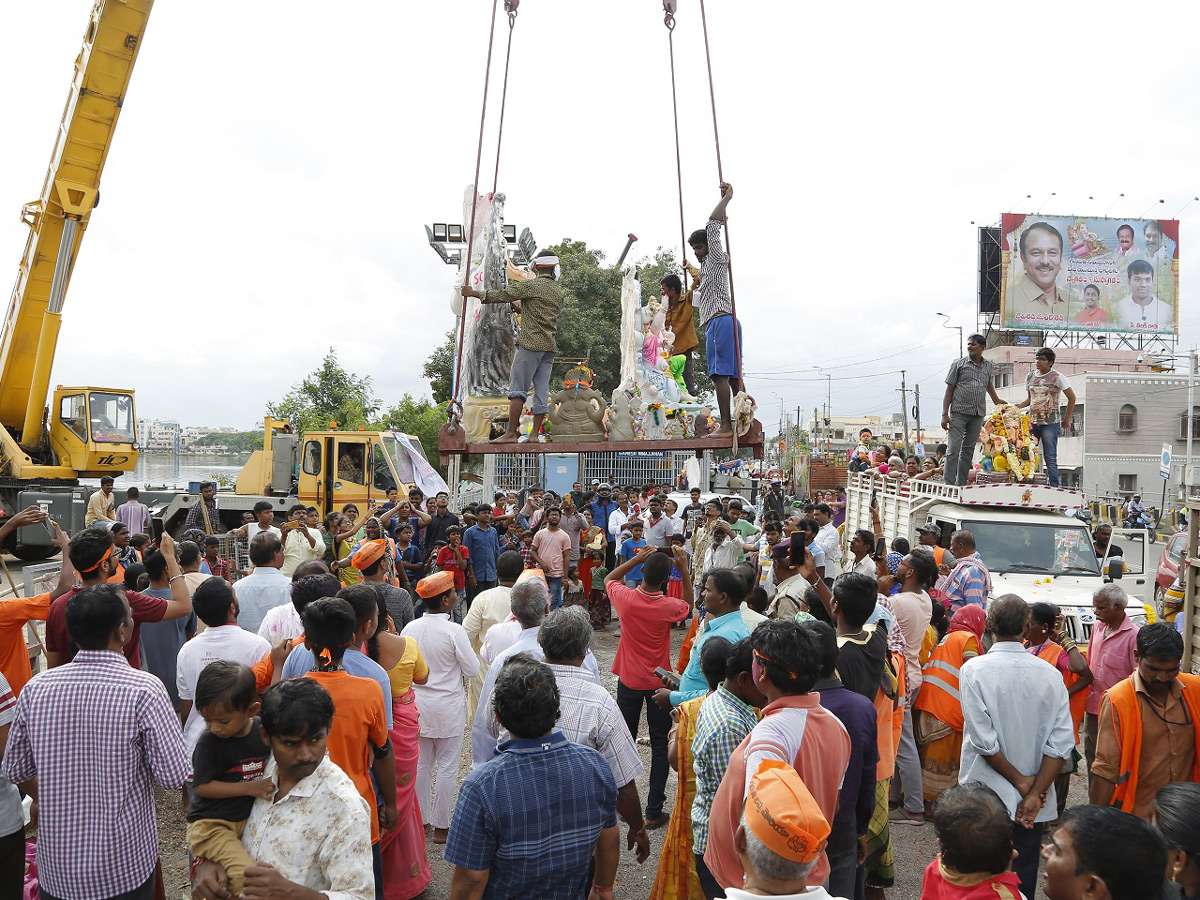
[913,384,922,455]
[899,370,910,456]
[1187,349,1197,500]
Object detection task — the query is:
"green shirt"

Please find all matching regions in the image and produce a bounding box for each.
[730,518,758,564]
[482,275,564,353]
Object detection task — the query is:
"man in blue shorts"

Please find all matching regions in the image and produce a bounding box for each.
[689,182,740,439]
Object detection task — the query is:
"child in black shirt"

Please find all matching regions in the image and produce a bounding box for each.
[185,661,273,897]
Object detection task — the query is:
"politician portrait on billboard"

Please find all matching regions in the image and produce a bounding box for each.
[999,213,1179,334]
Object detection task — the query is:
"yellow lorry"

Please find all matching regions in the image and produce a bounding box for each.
[156,418,425,534]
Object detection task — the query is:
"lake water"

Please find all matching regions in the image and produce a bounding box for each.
[80,453,251,490]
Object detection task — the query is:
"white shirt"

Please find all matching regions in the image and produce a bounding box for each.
[242,757,373,900]
[175,624,271,759]
[245,523,282,543]
[258,603,303,646]
[400,613,478,738]
[281,527,325,577]
[815,523,843,576]
[723,888,846,900]
[891,590,932,696]
[1117,294,1172,330]
[480,617,520,668]
[959,641,1075,823]
[608,507,632,542]
[231,567,293,634]
[704,537,741,574]
[471,625,601,767]
[849,555,876,577]
[462,584,513,655]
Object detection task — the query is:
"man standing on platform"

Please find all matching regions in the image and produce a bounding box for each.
[461,250,565,444]
[689,182,741,439]
[941,334,1002,485]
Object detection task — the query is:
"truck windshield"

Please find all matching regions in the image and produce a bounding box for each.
[89,392,135,443]
[962,520,1099,576]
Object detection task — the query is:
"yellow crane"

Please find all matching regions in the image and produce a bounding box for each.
[0,0,152,558]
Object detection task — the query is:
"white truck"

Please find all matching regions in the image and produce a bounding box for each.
[843,473,1152,643]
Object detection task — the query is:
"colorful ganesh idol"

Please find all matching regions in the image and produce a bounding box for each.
[979,403,1040,481]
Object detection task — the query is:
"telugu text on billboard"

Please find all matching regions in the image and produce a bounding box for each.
[999,214,1179,335]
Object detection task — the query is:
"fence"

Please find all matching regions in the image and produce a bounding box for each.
[580,451,695,490]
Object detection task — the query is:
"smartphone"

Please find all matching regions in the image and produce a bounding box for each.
[151,517,166,544]
[870,488,878,509]
[654,667,681,690]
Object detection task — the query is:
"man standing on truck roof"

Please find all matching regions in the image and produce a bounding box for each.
[941,334,1003,486]
[1016,347,1076,488]
[937,530,992,611]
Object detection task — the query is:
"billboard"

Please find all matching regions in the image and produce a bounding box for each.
[999,214,1179,334]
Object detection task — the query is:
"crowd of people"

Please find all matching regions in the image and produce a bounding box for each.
[0,466,1198,900]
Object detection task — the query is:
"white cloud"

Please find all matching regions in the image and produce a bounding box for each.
[3,1,1199,433]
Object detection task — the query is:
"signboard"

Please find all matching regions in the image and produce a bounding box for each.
[1015,335,1032,346]
[999,213,1179,334]
[914,442,926,458]
[1161,443,1173,480]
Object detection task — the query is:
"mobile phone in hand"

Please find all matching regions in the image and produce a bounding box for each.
[654,667,681,690]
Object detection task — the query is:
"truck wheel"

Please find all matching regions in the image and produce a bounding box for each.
[1154,584,1163,617]
[7,544,58,562]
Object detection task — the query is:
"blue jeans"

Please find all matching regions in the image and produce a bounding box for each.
[546,575,563,609]
[1031,422,1061,486]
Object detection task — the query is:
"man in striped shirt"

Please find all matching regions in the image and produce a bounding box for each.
[938,529,993,610]
[689,182,740,439]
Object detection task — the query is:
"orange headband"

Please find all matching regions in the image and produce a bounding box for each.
[78,545,113,574]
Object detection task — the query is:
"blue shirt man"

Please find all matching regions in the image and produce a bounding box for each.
[462,516,502,585]
[669,609,750,706]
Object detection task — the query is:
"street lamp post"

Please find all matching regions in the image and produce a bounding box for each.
[936,312,964,358]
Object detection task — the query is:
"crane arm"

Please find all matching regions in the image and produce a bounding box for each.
[0,0,154,442]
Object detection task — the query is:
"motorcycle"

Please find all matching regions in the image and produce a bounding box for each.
[1123,509,1157,544]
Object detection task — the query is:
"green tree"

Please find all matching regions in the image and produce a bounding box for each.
[381,394,449,479]
[267,348,380,433]
[423,330,455,404]
[551,239,624,398]
[194,431,262,453]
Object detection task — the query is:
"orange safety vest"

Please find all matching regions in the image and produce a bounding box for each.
[912,631,975,732]
[1106,672,1200,813]
[1035,640,1087,738]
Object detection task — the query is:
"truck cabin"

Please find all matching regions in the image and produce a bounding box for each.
[299,434,404,517]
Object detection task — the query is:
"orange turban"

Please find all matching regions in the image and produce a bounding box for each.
[351,539,387,571]
[745,760,830,865]
[415,570,456,599]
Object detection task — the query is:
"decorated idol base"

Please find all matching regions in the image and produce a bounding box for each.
[977,403,1043,484]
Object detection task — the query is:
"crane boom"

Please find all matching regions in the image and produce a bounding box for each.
[0,0,153,442]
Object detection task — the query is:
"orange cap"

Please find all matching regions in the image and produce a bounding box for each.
[745,760,830,865]
[351,539,387,570]
[415,570,456,599]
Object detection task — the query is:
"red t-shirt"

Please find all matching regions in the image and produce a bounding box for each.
[436,545,470,591]
[607,582,689,690]
[920,858,1023,899]
[304,669,388,843]
[45,586,168,669]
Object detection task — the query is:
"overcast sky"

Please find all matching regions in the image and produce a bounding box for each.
[2,1,1198,437]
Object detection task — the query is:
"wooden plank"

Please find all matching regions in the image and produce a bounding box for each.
[438,420,765,465]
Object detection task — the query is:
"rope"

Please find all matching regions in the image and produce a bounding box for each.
[698,0,742,392]
[491,2,519,193]
[450,0,503,428]
[663,2,688,293]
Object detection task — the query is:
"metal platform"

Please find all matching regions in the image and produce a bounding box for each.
[437,420,764,465]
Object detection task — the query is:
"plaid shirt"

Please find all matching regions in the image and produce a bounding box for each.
[691,684,758,853]
[696,219,733,326]
[445,732,617,899]
[481,274,564,352]
[937,552,993,610]
[3,651,190,899]
[205,555,230,582]
[945,355,994,418]
[535,665,643,786]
